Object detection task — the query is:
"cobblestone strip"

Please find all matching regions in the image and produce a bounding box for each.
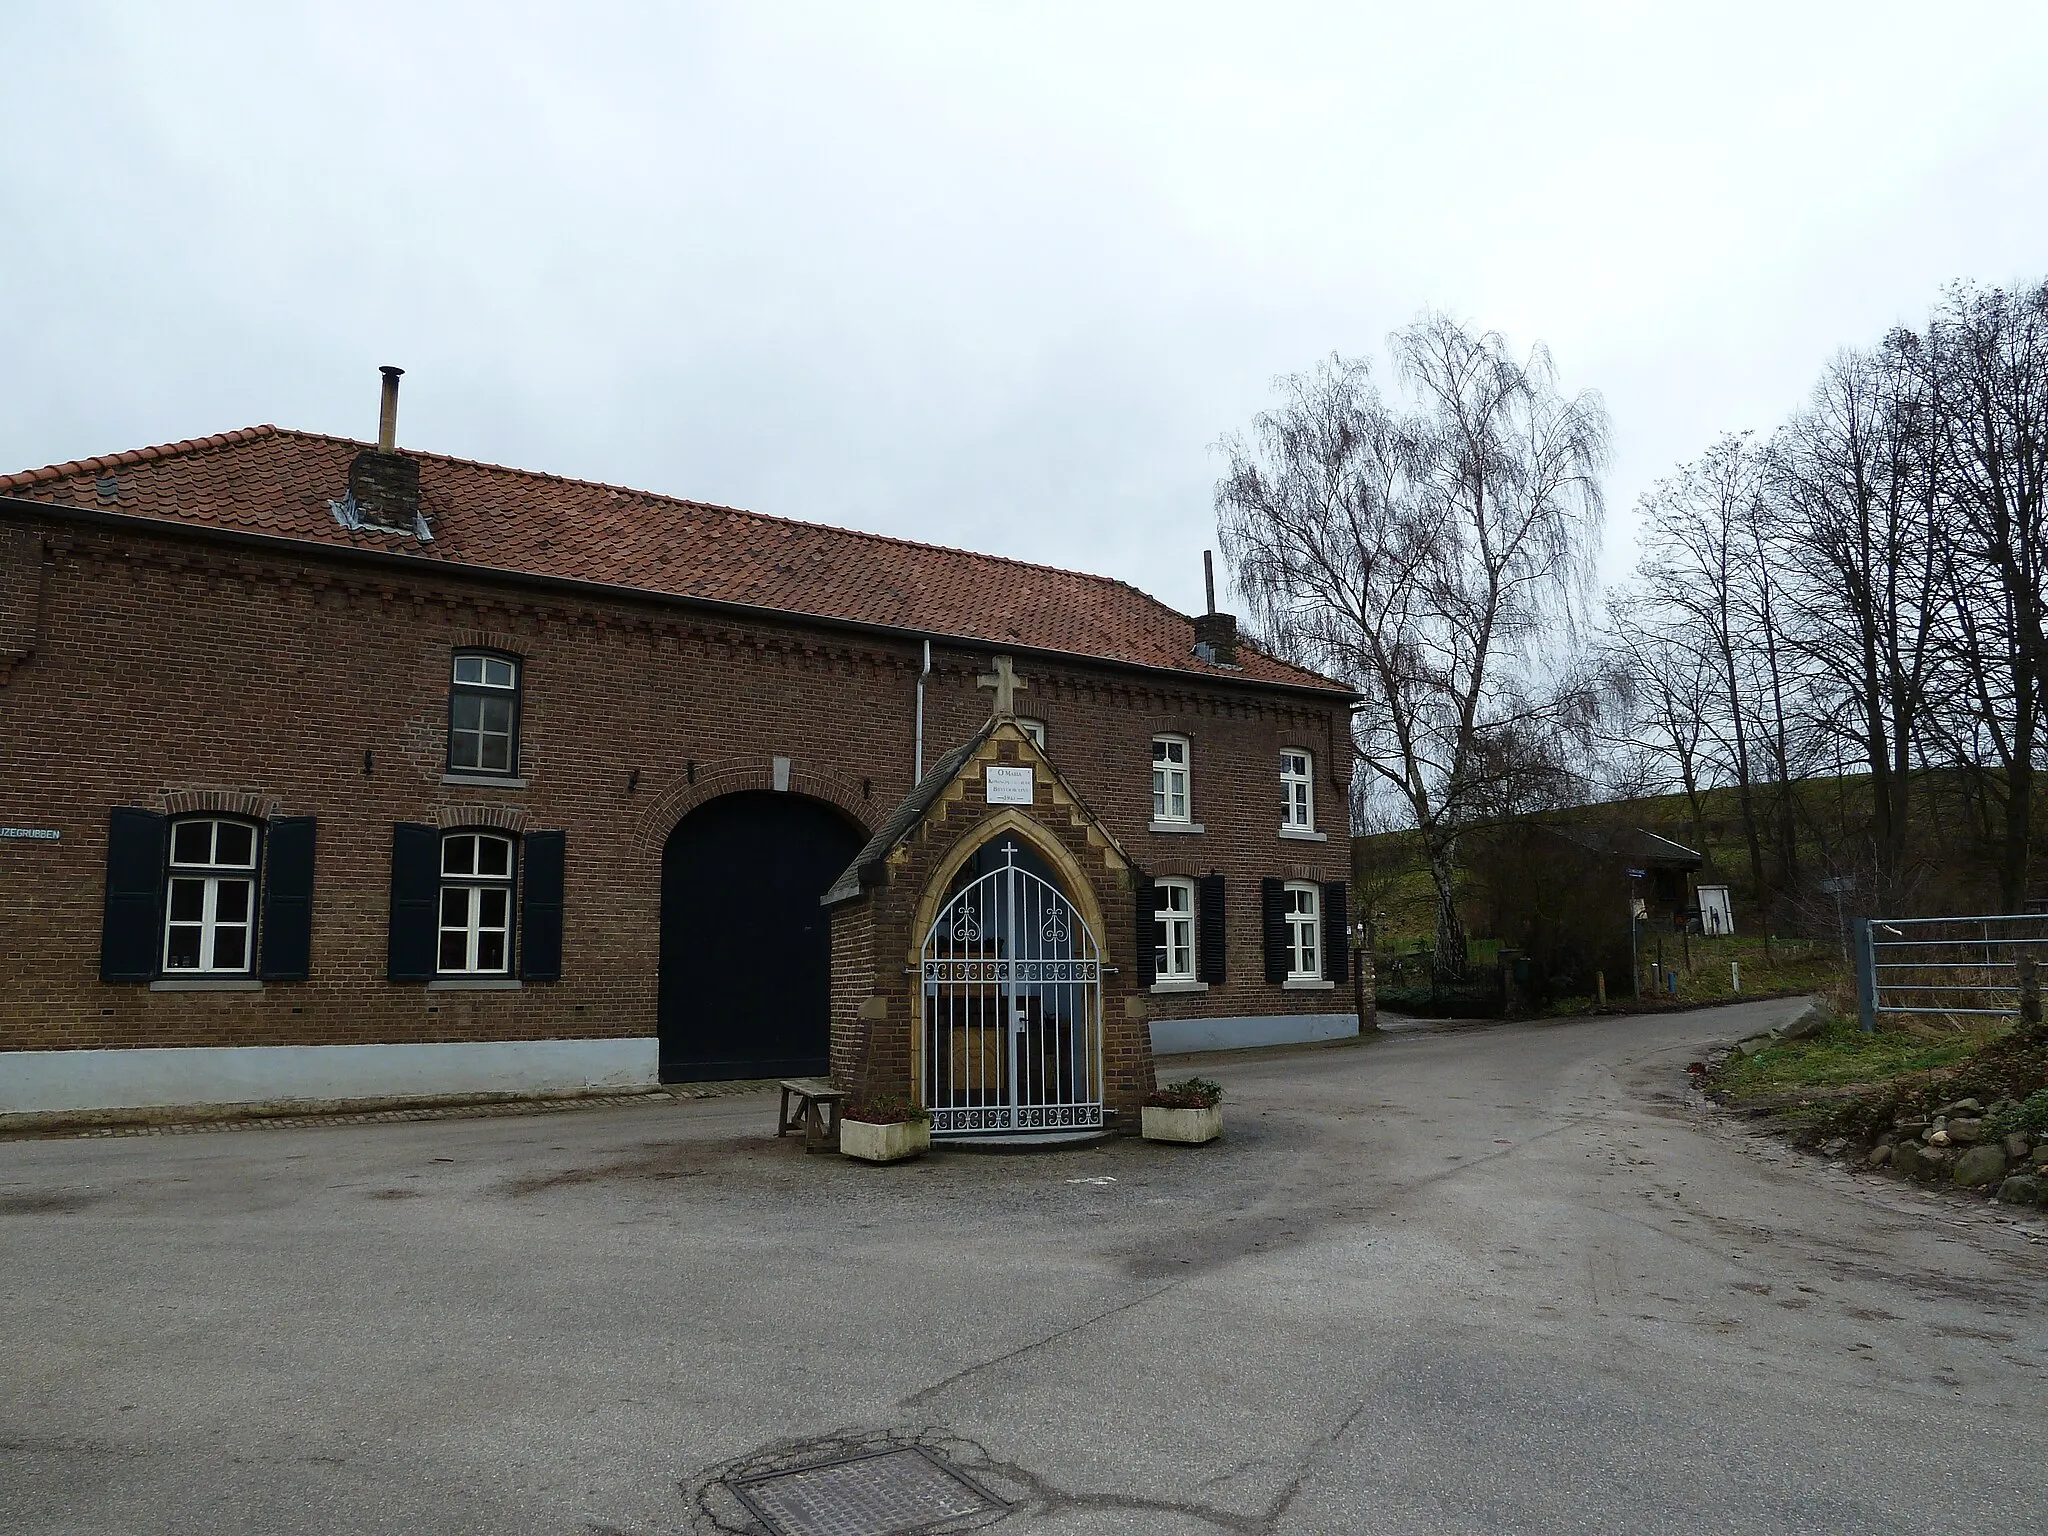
[6,1081,773,1141]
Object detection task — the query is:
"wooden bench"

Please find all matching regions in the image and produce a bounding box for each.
[777,1078,846,1153]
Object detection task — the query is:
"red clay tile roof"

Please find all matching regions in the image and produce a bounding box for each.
[0,426,1350,694]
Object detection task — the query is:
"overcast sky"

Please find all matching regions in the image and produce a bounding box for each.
[5,3,2046,617]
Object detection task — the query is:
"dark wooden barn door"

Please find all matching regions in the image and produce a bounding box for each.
[657,792,865,1082]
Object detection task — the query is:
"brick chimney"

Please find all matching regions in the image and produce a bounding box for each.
[1193,611,1238,667]
[1193,549,1239,666]
[346,366,420,531]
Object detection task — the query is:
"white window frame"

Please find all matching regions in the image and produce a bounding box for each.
[1016,718,1046,749]
[1154,877,1195,982]
[1283,881,1321,981]
[1152,735,1191,824]
[438,832,516,976]
[162,817,260,975]
[1280,748,1315,830]
[448,651,521,777]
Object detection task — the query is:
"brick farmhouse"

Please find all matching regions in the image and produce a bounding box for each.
[0,373,1356,1129]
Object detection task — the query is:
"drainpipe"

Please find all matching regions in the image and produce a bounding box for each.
[915,638,932,781]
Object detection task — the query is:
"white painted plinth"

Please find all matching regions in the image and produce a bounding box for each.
[0,1037,659,1115]
[1142,1104,1222,1144]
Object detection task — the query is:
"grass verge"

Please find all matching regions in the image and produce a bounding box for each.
[1710,1007,2048,1151]
[1716,1017,1997,1099]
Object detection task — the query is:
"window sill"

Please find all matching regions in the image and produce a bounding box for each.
[1283,977,1336,991]
[1150,979,1210,994]
[1149,820,1205,835]
[441,773,529,788]
[1278,827,1328,842]
[150,978,262,992]
[426,978,524,991]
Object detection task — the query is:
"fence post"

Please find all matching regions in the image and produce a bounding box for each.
[2019,955,2041,1029]
[1853,918,1877,1034]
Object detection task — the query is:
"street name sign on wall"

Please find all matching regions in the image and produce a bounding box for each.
[0,827,60,841]
[985,766,1035,805]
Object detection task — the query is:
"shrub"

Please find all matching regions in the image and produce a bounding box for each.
[1147,1076,1223,1110]
[842,1094,930,1125]
[1987,1088,2048,1139]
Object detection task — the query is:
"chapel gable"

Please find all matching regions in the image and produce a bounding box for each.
[821,706,1156,1136]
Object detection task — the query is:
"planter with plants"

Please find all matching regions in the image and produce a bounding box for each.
[1142,1077,1223,1144]
[839,1095,932,1163]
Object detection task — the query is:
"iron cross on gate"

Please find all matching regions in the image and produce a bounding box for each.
[976,654,1028,717]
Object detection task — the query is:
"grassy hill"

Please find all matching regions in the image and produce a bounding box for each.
[1352,779,1913,1011]
[1357,766,2015,959]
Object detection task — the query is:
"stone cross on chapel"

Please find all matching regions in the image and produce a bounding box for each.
[976,654,1028,718]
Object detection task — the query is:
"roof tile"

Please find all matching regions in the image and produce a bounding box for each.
[1,425,1348,694]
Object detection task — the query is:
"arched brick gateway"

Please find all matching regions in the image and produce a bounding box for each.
[656,790,867,1082]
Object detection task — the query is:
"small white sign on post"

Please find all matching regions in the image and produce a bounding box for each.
[985,766,1035,805]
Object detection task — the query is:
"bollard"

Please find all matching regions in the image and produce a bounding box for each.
[1731,960,1741,994]
[1596,970,1607,1006]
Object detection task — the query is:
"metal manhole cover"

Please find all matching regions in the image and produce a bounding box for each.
[729,1446,1001,1536]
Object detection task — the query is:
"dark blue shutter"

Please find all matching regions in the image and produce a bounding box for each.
[1135,880,1159,987]
[100,808,166,982]
[1322,880,1350,984]
[520,830,565,982]
[387,823,440,982]
[259,817,316,981]
[1261,878,1288,984]
[1197,874,1227,984]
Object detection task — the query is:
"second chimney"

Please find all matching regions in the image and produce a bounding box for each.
[1194,549,1238,665]
[1193,611,1238,668]
[347,365,420,532]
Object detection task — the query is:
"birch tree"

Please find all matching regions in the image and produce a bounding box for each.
[1217,316,1608,980]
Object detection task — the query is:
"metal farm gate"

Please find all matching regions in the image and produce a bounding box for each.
[920,842,1104,1138]
[1856,913,2048,1027]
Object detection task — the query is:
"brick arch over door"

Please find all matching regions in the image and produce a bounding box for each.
[630,758,874,863]
[656,789,869,1083]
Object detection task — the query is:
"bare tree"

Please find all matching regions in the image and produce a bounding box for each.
[1924,280,2048,909]
[1581,272,2048,933]
[1597,591,1720,856]
[1771,334,1941,904]
[1217,316,1608,980]
[1735,464,1808,903]
[1633,434,1779,923]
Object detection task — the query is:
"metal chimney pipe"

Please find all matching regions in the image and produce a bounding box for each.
[377,366,404,454]
[1203,550,1216,615]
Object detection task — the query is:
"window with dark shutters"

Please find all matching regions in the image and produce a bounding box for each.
[259,817,317,982]
[521,830,565,982]
[1260,877,1288,984]
[387,823,441,981]
[1197,874,1227,984]
[100,808,167,982]
[438,832,517,973]
[1134,881,1159,987]
[1322,880,1350,984]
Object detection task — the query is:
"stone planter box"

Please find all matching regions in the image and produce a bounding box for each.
[1142,1104,1222,1145]
[840,1118,930,1163]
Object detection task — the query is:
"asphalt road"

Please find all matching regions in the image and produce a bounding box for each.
[3,998,2042,1536]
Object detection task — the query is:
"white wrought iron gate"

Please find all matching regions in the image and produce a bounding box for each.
[921,842,1103,1137]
